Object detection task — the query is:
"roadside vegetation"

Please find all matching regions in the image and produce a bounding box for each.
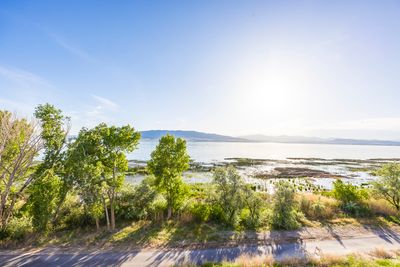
[195,250,400,267]
[0,104,399,249]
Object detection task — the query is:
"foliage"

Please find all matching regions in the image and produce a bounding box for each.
[65,123,140,230]
[332,180,369,216]
[27,104,70,232]
[115,178,158,221]
[271,181,300,230]
[190,202,212,222]
[211,166,246,226]
[0,215,33,241]
[147,134,190,219]
[374,163,400,213]
[242,186,263,228]
[0,111,42,229]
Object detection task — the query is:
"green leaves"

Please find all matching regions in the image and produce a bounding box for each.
[374,163,400,212]
[147,135,190,218]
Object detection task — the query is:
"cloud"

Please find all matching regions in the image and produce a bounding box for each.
[67,95,120,134]
[92,95,119,111]
[49,33,91,61]
[0,65,50,88]
[0,97,33,115]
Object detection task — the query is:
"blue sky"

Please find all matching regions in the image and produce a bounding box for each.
[1,1,400,140]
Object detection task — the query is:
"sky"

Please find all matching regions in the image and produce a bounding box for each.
[1,0,400,140]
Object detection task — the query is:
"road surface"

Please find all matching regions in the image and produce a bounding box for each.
[1,230,400,266]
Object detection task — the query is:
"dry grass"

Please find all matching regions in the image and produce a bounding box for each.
[367,198,398,217]
[369,247,394,259]
[298,193,340,221]
[234,254,274,267]
[278,255,308,266]
[308,253,354,266]
[196,251,400,267]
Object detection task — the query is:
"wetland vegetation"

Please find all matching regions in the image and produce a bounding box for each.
[0,104,399,253]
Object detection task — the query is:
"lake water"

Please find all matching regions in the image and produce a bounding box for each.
[128,141,400,163]
[126,141,400,191]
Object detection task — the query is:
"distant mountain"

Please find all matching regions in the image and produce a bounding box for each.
[240,134,400,146]
[140,130,248,142]
[140,130,400,146]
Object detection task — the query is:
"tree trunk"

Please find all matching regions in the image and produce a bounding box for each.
[95,218,100,231]
[167,205,172,219]
[110,194,115,230]
[103,197,110,230]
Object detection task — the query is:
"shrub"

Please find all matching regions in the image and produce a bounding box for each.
[191,202,211,222]
[1,216,33,241]
[332,180,369,216]
[271,181,301,230]
[115,178,158,221]
[63,206,94,229]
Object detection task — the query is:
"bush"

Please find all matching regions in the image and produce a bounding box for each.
[63,206,95,229]
[271,181,301,230]
[1,216,33,240]
[332,180,369,216]
[332,180,367,204]
[191,202,211,222]
[115,178,158,221]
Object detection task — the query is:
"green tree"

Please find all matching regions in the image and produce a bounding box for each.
[147,135,190,219]
[64,131,104,230]
[374,163,400,213]
[27,104,70,231]
[0,111,42,229]
[242,185,263,228]
[66,123,140,230]
[212,166,245,226]
[271,181,300,230]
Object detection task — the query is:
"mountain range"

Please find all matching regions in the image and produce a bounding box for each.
[140,130,400,146]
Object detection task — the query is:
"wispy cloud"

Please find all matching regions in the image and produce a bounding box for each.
[48,33,92,61]
[0,65,50,88]
[92,95,119,111]
[0,97,33,115]
[54,37,92,60]
[67,95,120,134]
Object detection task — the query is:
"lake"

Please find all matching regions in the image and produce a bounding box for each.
[126,141,400,191]
[128,141,400,162]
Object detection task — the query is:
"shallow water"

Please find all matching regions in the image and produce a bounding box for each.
[128,140,400,162]
[127,141,398,192]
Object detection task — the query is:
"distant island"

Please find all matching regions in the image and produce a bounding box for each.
[141,130,400,146]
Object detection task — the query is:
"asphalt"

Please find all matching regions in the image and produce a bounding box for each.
[1,231,400,266]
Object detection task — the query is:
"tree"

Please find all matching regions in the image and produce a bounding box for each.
[271,181,300,230]
[374,163,400,213]
[63,130,104,230]
[0,111,42,229]
[242,185,263,228]
[27,104,70,231]
[66,123,140,230]
[147,135,190,219]
[212,166,246,226]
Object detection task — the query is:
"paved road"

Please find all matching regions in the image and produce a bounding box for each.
[1,231,400,266]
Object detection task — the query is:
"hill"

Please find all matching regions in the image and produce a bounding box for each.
[140,130,248,142]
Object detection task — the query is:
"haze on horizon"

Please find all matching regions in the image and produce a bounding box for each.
[1,1,400,140]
